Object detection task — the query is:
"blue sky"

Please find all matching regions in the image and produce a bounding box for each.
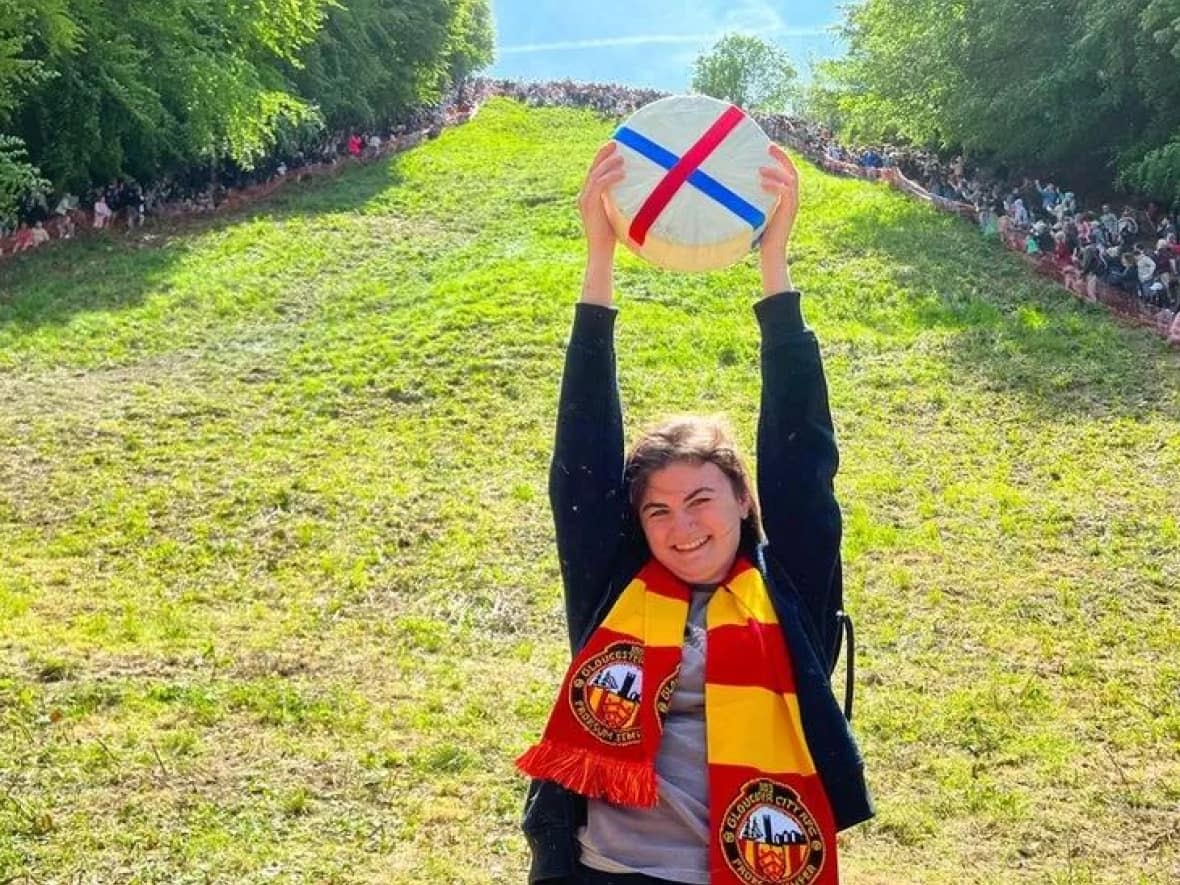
[487,0,845,92]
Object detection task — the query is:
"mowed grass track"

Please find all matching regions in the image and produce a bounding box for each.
[1,98,1178,884]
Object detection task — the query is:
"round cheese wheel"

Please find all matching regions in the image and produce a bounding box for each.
[605,95,778,272]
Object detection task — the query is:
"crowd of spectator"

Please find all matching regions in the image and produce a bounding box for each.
[0,92,481,258]
[899,158,1180,314]
[1,78,672,260]
[759,114,1180,342]
[4,77,1178,345]
[482,79,666,119]
[475,82,1180,342]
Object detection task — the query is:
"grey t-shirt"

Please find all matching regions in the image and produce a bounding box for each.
[578,585,714,884]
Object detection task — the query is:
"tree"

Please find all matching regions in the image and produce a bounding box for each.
[818,0,1180,202]
[0,0,69,216]
[0,135,48,222]
[445,0,495,89]
[690,33,799,113]
[0,0,496,209]
[288,0,494,131]
[9,0,334,190]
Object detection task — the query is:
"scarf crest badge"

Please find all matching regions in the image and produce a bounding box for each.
[568,640,677,745]
[517,556,838,884]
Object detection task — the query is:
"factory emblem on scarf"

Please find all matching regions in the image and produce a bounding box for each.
[720,779,826,884]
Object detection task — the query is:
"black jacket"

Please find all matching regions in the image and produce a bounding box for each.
[522,292,873,883]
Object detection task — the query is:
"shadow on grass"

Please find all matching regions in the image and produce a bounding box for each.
[832,194,1180,419]
[0,157,408,335]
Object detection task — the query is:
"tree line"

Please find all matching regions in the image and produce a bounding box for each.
[0,0,494,216]
[806,0,1180,203]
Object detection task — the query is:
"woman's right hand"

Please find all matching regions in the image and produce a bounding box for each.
[578,142,624,305]
[579,142,624,255]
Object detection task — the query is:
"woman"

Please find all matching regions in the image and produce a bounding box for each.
[518,142,872,884]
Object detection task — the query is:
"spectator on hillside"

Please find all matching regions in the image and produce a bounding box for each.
[977,202,997,236]
[12,223,35,252]
[1036,179,1060,215]
[1134,245,1157,294]
[1033,220,1054,252]
[996,209,1013,239]
[127,182,146,228]
[1100,204,1119,239]
[348,134,364,158]
[1062,216,1081,250]
[1157,237,1179,275]
[1013,197,1031,228]
[1094,216,1116,249]
[105,180,124,223]
[1118,207,1139,247]
[54,194,77,239]
[1077,242,1107,279]
[22,190,49,225]
[1057,191,1077,220]
[27,220,50,249]
[93,195,112,229]
[1020,180,1043,220]
[1107,252,1139,293]
[1052,231,1072,264]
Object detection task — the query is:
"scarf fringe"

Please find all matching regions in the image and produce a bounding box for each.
[516,740,659,808]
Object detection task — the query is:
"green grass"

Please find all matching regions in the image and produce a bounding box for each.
[1,97,1178,883]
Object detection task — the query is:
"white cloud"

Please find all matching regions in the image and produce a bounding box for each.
[499,26,833,56]
[722,0,787,33]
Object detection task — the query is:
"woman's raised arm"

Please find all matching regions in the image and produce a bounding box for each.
[549,144,630,652]
[753,146,845,669]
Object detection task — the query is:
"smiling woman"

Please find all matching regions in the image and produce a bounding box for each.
[626,420,759,587]
[514,139,873,885]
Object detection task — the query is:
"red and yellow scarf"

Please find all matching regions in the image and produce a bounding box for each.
[517,556,839,885]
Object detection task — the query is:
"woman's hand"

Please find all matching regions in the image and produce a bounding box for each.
[579,142,624,306]
[758,144,800,296]
[580,142,624,253]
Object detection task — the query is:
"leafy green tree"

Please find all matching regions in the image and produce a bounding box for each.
[445,0,495,89]
[9,0,335,190]
[0,0,494,211]
[291,0,449,130]
[690,33,799,113]
[0,136,49,222]
[0,0,70,215]
[288,0,493,130]
[820,0,1180,201]
[1117,0,1180,197]
[799,66,847,133]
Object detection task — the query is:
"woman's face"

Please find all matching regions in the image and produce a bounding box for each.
[637,460,749,586]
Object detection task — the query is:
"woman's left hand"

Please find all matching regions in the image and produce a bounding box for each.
[758,144,800,295]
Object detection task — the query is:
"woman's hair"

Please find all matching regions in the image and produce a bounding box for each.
[624,415,764,548]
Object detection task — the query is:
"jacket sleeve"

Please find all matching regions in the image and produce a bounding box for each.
[549,302,628,652]
[754,291,844,670]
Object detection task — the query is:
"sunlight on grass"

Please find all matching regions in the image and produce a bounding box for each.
[1,98,1178,883]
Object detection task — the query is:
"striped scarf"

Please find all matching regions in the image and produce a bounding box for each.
[517,556,839,885]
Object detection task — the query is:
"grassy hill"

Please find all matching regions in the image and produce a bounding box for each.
[1,98,1177,884]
